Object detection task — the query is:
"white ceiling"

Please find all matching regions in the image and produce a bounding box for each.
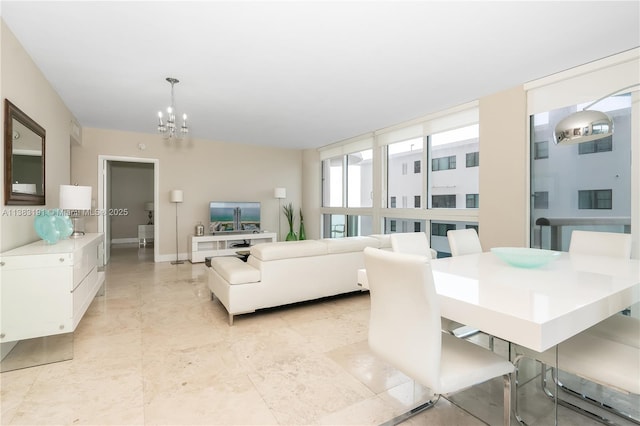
[1,1,639,150]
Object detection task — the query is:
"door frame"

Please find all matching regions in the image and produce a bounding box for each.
[97,155,160,263]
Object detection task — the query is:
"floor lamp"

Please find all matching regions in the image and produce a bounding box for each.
[274,187,286,241]
[170,189,184,264]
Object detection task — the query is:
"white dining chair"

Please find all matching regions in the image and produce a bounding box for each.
[364,247,514,426]
[445,228,491,344]
[514,230,639,424]
[585,314,639,349]
[390,232,462,336]
[569,230,635,346]
[513,333,640,424]
[389,232,437,259]
[447,228,483,256]
[568,229,632,258]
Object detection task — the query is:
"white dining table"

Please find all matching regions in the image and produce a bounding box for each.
[358,250,640,424]
[358,250,640,353]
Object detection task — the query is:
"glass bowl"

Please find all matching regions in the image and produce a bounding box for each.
[490,247,561,268]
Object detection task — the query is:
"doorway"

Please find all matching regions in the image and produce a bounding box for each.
[98,156,159,264]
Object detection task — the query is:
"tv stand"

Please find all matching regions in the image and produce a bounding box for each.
[188,232,277,263]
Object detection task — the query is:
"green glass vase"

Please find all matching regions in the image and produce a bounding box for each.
[298,221,306,240]
[286,230,298,241]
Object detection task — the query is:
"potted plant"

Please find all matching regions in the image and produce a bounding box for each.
[283,203,297,241]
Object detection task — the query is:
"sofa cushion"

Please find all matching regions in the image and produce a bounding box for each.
[322,236,380,254]
[250,240,328,261]
[210,256,261,285]
[369,234,392,249]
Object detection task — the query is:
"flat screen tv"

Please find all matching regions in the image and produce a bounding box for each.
[209,201,260,234]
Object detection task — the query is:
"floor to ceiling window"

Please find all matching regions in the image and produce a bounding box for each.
[530,94,632,251]
[382,124,480,255]
[387,137,424,209]
[321,148,373,237]
[426,124,480,255]
[318,103,480,256]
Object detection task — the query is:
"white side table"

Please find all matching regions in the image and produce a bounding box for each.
[138,224,154,247]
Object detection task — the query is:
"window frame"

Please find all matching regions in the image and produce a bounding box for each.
[578,189,612,210]
[466,151,479,167]
[432,155,457,171]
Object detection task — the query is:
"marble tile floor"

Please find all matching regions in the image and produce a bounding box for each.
[1,244,636,425]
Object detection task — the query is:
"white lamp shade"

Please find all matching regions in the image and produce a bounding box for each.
[274,187,286,199]
[59,185,92,210]
[144,201,154,211]
[169,189,183,203]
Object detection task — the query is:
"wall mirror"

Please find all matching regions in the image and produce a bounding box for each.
[4,99,46,205]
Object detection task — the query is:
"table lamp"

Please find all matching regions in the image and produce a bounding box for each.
[59,184,92,237]
[144,201,154,225]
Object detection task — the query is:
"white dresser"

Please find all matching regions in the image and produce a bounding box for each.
[0,233,105,343]
[138,224,154,247]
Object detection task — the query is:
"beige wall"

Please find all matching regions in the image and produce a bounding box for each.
[72,128,302,259]
[0,21,74,251]
[478,85,528,249]
[301,149,321,240]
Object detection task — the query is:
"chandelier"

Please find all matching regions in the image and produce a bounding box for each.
[157,77,188,140]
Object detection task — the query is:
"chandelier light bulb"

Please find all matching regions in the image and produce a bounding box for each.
[157,111,166,132]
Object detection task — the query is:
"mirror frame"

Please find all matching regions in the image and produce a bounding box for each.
[4,99,46,205]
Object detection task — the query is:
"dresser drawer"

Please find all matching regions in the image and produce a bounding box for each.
[0,253,73,269]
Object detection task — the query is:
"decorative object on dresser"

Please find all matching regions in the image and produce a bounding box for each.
[144,201,154,224]
[33,209,73,244]
[59,184,92,237]
[169,189,184,264]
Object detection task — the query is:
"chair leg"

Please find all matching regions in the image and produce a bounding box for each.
[512,354,529,425]
[380,395,441,426]
[517,359,639,425]
[541,367,640,425]
[503,373,512,426]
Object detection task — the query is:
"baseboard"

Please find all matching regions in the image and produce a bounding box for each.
[156,252,188,263]
[111,238,139,245]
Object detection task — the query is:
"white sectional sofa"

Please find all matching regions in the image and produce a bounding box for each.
[207,235,391,324]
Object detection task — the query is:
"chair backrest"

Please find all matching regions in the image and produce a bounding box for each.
[447,228,482,256]
[390,232,432,258]
[568,230,631,258]
[364,247,441,390]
